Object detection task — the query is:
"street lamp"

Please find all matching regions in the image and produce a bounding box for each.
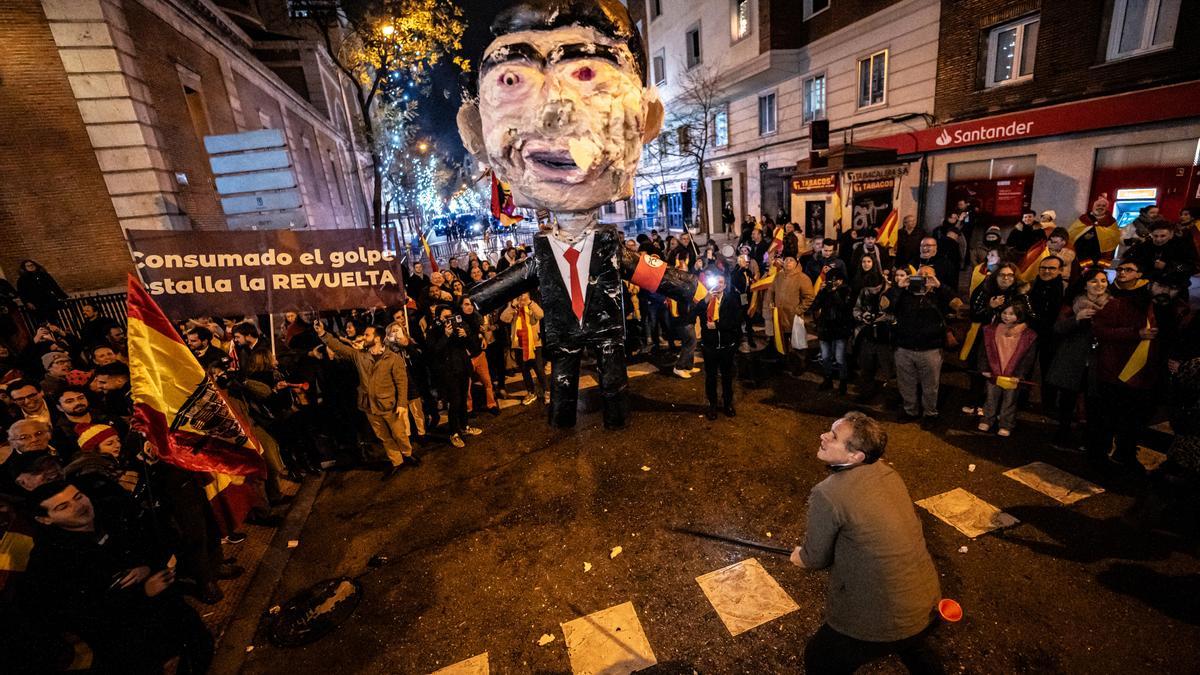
[380,24,395,37]
[417,141,429,153]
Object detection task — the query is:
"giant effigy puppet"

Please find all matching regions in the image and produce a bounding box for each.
[458,0,704,430]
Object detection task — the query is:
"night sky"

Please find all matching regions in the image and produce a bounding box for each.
[420,0,503,159]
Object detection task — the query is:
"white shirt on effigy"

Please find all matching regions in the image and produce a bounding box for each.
[546,232,595,309]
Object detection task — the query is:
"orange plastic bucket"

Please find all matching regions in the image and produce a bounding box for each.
[938,598,963,622]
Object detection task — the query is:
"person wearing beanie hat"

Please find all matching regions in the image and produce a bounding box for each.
[40,352,72,400]
[1039,210,1057,232]
[75,422,121,457]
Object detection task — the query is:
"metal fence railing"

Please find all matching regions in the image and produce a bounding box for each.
[57,292,129,333]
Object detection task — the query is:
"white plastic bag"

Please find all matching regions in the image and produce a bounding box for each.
[790,316,808,350]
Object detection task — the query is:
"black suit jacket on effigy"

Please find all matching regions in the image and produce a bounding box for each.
[471,229,698,350]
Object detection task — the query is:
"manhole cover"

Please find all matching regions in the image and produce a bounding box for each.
[267,577,362,647]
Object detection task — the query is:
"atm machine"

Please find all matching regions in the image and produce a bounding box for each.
[1112,187,1158,261]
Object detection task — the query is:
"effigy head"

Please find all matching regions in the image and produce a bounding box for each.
[458,0,663,214]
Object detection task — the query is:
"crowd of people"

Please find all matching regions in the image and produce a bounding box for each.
[1,194,1198,672]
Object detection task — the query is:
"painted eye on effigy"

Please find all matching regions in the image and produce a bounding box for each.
[500,72,521,87]
[572,66,595,82]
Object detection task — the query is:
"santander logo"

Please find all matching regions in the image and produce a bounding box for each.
[932,121,1035,148]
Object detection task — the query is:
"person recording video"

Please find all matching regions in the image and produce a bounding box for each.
[692,272,742,420]
[427,305,482,448]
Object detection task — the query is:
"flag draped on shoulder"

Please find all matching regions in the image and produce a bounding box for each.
[127,274,265,479]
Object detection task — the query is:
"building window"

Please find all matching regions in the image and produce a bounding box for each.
[651,0,662,19]
[713,107,729,148]
[856,50,887,108]
[732,0,751,41]
[328,151,345,206]
[677,125,692,154]
[803,0,830,20]
[686,24,702,68]
[803,74,825,123]
[653,49,667,86]
[1107,0,1179,60]
[986,15,1038,87]
[182,85,211,141]
[758,92,777,136]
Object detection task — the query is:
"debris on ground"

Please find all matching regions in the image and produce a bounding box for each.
[287,540,299,549]
[537,633,556,646]
[968,464,977,472]
[583,562,592,573]
[641,466,651,472]
[958,546,969,554]
[610,546,623,559]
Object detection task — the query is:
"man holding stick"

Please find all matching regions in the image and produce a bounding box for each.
[790,412,945,674]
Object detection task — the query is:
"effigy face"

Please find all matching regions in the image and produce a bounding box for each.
[460,16,661,214]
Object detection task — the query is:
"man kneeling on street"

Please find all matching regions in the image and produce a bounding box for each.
[791,412,945,674]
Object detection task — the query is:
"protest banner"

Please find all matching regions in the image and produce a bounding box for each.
[124,228,404,318]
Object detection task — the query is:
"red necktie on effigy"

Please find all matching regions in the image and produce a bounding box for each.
[562,246,585,321]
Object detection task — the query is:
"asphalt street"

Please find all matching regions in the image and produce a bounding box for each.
[236,355,1200,674]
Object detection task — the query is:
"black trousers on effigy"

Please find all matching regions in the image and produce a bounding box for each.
[547,341,628,430]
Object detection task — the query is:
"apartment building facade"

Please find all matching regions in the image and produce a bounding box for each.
[863,0,1199,231]
[636,0,940,237]
[0,0,370,292]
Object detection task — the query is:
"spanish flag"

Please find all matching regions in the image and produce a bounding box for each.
[768,225,785,258]
[812,268,827,295]
[772,307,786,354]
[127,275,266,529]
[968,263,988,296]
[491,174,524,227]
[831,176,845,232]
[876,209,900,248]
[1016,239,1050,284]
[1118,306,1155,384]
[1067,213,1121,260]
[418,228,439,273]
[747,267,778,317]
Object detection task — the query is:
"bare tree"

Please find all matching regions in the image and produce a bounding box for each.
[639,64,725,234]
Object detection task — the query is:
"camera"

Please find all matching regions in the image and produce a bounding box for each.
[704,274,721,291]
[908,275,927,292]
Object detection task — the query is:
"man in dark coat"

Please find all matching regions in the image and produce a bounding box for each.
[692,272,742,419]
[19,481,213,673]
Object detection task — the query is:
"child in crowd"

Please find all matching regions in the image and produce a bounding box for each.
[978,301,1038,437]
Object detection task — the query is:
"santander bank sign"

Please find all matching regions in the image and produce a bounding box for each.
[934,121,1034,147]
[861,80,1200,156]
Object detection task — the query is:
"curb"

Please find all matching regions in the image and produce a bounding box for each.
[210,473,326,674]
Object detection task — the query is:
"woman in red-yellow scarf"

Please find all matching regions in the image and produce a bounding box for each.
[500,294,547,406]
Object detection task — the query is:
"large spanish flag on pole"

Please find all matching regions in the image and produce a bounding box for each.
[127,274,265,479]
[418,228,439,273]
